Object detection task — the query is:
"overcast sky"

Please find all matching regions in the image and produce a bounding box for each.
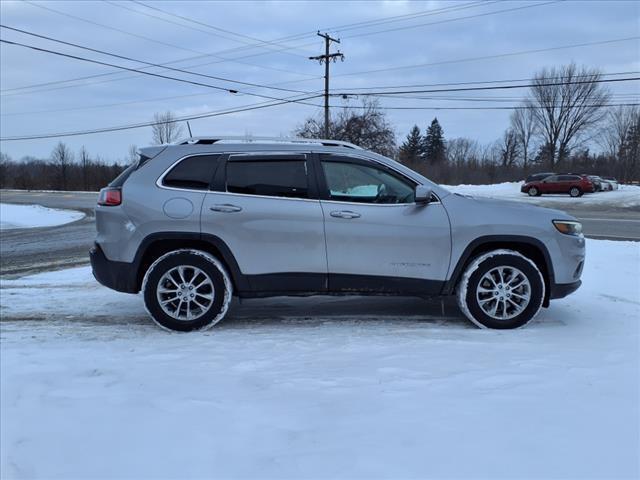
[1,0,638,162]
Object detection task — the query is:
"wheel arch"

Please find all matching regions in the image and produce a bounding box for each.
[443,235,555,306]
[133,232,248,293]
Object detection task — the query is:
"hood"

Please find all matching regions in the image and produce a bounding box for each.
[451,193,576,221]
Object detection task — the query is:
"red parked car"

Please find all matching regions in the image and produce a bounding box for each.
[521,174,595,197]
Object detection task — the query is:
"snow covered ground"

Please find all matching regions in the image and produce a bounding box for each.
[1,239,638,479]
[444,182,640,207]
[0,203,85,230]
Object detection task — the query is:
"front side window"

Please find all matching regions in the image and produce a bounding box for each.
[322,160,415,204]
[163,154,221,190]
[226,160,309,199]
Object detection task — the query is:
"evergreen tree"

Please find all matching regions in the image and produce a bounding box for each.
[398,125,422,162]
[423,118,446,164]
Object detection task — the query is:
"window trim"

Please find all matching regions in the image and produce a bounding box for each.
[316,154,432,206]
[156,153,223,192]
[223,153,320,200]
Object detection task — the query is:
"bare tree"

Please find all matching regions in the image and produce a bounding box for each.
[0,152,11,189]
[500,128,521,167]
[525,63,611,168]
[295,99,396,157]
[128,144,139,164]
[79,146,90,191]
[446,138,479,167]
[51,142,74,190]
[598,105,640,157]
[151,111,184,145]
[510,106,537,168]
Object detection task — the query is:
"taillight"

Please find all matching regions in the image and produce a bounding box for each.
[98,187,122,206]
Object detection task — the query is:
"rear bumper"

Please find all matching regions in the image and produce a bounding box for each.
[549,280,581,300]
[90,243,139,293]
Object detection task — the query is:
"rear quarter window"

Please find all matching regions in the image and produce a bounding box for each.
[162,154,221,190]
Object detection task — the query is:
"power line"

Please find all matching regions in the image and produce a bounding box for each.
[332,36,640,78]
[333,76,640,97]
[333,102,640,111]
[124,0,313,58]
[331,71,640,91]
[0,0,530,96]
[0,93,323,141]
[22,0,310,77]
[0,25,312,95]
[340,0,560,40]
[0,38,320,105]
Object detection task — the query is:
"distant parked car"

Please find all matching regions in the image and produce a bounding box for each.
[521,174,595,197]
[602,176,619,190]
[587,176,604,192]
[524,172,555,183]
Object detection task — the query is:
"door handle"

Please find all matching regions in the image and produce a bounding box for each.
[210,204,243,213]
[330,210,361,219]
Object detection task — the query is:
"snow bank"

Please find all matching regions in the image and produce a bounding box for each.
[1,240,638,478]
[444,182,640,207]
[0,203,85,230]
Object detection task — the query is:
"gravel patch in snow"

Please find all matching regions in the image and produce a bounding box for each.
[0,240,638,478]
[0,203,85,230]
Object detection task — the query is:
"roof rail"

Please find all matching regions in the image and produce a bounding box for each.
[173,136,363,150]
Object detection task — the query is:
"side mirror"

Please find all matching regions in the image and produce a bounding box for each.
[415,185,433,204]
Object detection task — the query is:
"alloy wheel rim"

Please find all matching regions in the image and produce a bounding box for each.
[476,266,531,320]
[156,265,215,321]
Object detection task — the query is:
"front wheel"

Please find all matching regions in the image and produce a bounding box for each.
[527,186,539,197]
[142,249,233,332]
[456,250,545,329]
[569,187,582,197]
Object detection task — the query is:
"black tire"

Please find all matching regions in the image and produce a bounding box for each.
[456,249,545,329]
[569,187,582,197]
[527,186,539,197]
[142,249,233,332]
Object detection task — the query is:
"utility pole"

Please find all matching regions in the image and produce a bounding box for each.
[309,31,344,139]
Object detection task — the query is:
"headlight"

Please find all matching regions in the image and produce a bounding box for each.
[553,220,583,236]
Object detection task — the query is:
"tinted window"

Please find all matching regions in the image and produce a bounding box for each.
[322,161,415,204]
[226,160,309,199]
[163,155,220,190]
[544,175,558,182]
[559,175,579,181]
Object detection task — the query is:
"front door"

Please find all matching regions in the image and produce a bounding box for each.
[201,153,327,293]
[317,154,451,295]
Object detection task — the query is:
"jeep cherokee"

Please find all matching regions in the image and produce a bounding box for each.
[90,137,585,331]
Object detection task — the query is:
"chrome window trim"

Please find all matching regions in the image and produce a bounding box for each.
[156,150,441,205]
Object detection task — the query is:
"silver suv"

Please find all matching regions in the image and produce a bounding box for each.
[90,137,585,331]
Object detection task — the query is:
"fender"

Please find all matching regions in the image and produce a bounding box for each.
[132,231,250,292]
[441,235,555,296]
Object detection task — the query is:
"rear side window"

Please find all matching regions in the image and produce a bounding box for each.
[163,155,221,190]
[559,175,579,181]
[226,160,309,199]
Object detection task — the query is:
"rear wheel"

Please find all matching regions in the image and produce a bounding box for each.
[456,250,545,329]
[142,249,232,332]
[569,187,582,197]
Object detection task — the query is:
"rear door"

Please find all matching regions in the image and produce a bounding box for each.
[542,175,560,193]
[201,153,327,293]
[316,154,451,294]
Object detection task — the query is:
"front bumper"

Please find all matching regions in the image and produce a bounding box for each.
[549,280,582,300]
[90,243,139,293]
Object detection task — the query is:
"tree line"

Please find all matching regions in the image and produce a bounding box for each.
[0,143,133,191]
[1,63,638,191]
